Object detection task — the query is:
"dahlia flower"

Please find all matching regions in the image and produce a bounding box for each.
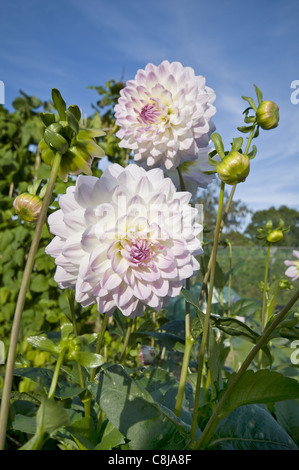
[114,60,216,171]
[284,250,299,282]
[46,164,202,318]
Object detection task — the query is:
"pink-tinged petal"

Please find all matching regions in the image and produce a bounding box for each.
[293,250,299,258]
[45,163,203,318]
[285,266,299,281]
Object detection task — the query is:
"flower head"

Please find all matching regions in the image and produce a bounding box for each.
[284,250,299,282]
[114,60,216,171]
[45,164,202,318]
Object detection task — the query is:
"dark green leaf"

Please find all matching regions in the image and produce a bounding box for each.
[209,405,297,450]
[219,370,299,419]
[51,88,67,120]
[90,364,190,450]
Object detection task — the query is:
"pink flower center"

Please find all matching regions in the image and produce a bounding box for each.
[121,232,163,267]
[139,98,166,125]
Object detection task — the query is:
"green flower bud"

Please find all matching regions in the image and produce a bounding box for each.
[216,151,250,185]
[13,193,42,222]
[256,100,279,130]
[266,229,283,243]
[38,127,106,182]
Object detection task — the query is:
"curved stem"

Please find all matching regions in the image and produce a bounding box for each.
[190,181,225,443]
[193,287,299,450]
[0,152,61,450]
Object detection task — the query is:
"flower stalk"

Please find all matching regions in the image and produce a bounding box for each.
[190,180,226,442]
[0,152,62,450]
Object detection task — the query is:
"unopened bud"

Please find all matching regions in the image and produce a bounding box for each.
[266,229,283,243]
[13,193,42,222]
[216,151,250,185]
[138,345,156,366]
[256,100,279,130]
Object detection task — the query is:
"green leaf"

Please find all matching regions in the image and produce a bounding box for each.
[66,417,98,450]
[72,351,104,368]
[65,109,79,134]
[247,144,257,159]
[27,333,60,354]
[13,367,83,399]
[39,112,56,127]
[209,405,297,450]
[219,370,299,419]
[230,137,243,152]
[254,84,263,105]
[19,394,69,450]
[275,400,299,446]
[241,95,257,111]
[68,104,81,122]
[237,125,254,133]
[210,133,225,160]
[89,364,190,450]
[51,88,66,120]
[44,127,69,154]
[95,421,126,450]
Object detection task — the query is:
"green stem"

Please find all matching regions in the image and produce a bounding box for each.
[174,278,194,417]
[190,181,225,443]
[67,289,89,416]
[193,287,299,450]
[119,319,133,364]
[48,348,67,400]
[0,152,61,450]
[261,244,271,331]
[90,314,108,382]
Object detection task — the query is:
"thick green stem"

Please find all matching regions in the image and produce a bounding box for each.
[190,181,225,443]
[0,152,61,450]
[193,287,299,450]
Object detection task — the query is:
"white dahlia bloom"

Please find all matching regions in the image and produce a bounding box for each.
[114,60,216,171]
[46,164,202,318]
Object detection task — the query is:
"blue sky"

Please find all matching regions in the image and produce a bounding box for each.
[1,0,299,213]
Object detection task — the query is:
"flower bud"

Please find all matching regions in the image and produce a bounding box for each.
[256,100,279,130]
[216,151,250,185]
[138,345,156,366]
[13,193,42,222]
[266,229,283,243]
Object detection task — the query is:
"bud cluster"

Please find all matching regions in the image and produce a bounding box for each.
[37,89,105,182]
[256,219,289,244]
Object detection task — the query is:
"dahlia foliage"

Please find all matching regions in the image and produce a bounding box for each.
[46,164,202,318]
